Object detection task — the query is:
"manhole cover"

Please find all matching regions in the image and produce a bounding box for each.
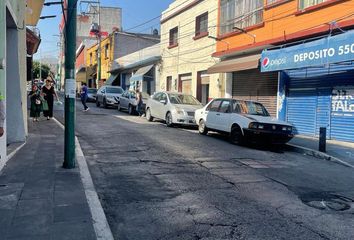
[300,192,353,212]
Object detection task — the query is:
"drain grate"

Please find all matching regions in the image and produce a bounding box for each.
[300,192,353,212]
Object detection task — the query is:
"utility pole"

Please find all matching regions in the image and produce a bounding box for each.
[63,0,76,169]
[96,0,101,88]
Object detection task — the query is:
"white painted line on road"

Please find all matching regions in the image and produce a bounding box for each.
[53,117,65,130]
[113,114,157,125]
[0,142,26,173]
[75,137,115,240]
[53,117,115,240]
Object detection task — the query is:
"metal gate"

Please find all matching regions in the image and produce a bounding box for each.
[232,69,278,117]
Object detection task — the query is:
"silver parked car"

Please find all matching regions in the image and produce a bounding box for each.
[96,86,124,108]
[118,90,150,115]
[145,92,203,127]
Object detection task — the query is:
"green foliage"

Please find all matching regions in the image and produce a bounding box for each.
[32,61,52,80]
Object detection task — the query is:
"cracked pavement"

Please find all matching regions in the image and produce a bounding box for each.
[55,102,354,240]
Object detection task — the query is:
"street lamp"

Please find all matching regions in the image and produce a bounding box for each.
[40,15,57,19]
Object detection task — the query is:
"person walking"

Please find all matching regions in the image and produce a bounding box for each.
[41,79,59,120]
[80,82,89,112]
[29,85,42,122]
[135,89,144,117]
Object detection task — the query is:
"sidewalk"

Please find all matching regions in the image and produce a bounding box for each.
[0,119,96,240]
[288,135,354,167]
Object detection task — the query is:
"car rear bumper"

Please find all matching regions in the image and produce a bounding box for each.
[243,128,294,144]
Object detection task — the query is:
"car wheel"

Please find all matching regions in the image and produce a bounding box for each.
[230,125,243,145]
[166,112,174,127]
[128,104,134,115]
[198,119,208,135]
[96,99,100,107]
[103,98,107,109]
[117,102,121,111]
[146,108,153,122]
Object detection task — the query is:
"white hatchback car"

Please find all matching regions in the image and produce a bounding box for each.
[195,98,294,144]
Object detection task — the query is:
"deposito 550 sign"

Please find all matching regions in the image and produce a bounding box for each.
[261,30,354,72]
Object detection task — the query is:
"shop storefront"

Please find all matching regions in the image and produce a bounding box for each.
[261,30,354,142]
[208,54,278,117]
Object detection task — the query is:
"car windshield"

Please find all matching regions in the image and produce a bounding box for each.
[234,100,270,116]
[168,93,201,105]
[106,87,123,94]
[88,89,97,93]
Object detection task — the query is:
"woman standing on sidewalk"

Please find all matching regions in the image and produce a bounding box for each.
[29,85,42,122]
[41,79,59,120]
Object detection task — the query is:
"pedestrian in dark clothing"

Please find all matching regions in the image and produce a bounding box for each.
[81,82,89,111]
[41,79,59,120]
[136,89,144,117]
[29,85,42,122]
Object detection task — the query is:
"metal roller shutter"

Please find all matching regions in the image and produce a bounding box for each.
[285,62,354,142]
[287,89,317,136]
[232,69,278,117]
[331,88,354,142]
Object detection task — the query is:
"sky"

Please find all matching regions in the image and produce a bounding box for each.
[35,0,174,60]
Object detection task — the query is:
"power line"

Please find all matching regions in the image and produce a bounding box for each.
[123,0,197,32]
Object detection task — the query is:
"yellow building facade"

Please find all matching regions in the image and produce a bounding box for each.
[160,0,223,104]
[86,34,114,85]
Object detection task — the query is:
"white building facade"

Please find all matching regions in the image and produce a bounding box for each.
[160,0,223,104]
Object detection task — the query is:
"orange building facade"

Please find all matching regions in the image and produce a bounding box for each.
[209,0,354,142]
[215,0,354,56]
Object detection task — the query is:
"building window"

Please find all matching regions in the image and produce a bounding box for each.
[169,27,178,47]
[220,0,263,35]
[90,53,92,65]
[195,12,208,36]
[166,76,172,91]
[104,44,109,59]
[299,0,329,9]
[95,50,98,61]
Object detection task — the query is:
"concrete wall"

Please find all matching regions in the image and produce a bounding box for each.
[115,44,160,66]
[113,33,160,60]
[6,0,27,144]
[77,6,122,39]
[160,0,223,99]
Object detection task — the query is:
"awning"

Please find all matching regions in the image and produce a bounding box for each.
[207,54,260,74]
[105,73,119,85]
[130,64,154,82]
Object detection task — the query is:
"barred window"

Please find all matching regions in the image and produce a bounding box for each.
[220,0,263,35]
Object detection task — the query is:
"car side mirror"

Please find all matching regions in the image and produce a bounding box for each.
[160,99,167,104]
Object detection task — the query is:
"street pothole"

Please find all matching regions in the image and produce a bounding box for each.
[300,192,353,212]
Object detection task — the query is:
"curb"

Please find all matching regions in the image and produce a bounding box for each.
[0,142,26,173]
[53,118,114,240]
[287,143,354,168]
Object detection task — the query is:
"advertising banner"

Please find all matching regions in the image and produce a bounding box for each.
[261,30,354,72]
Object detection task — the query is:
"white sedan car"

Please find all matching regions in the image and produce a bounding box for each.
[145,92,203,127]
[195,98,294,144]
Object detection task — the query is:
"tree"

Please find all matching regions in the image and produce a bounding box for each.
[32,61,52,81]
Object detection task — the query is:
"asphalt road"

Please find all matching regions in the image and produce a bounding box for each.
[55,101,354,240]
